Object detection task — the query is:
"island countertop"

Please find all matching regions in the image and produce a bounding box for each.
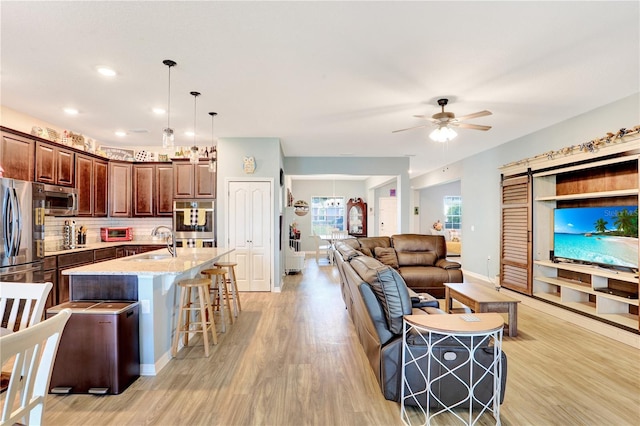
[63,247,234,276]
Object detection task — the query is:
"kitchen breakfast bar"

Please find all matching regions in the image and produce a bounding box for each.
[62,247,234,376]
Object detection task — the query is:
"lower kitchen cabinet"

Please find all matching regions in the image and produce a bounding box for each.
[43,255,58,309]
[57,251,94,304]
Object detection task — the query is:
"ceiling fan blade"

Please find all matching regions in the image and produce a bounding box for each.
[452,122,492,131]
[392,124,430,133]
[412,114,429,118]
[455,110,492,121]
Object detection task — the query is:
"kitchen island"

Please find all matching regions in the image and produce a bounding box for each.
[63,247,233,375]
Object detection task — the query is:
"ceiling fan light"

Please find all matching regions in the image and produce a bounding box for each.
[429,126,457,143]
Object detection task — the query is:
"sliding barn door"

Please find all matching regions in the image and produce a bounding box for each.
[500,175,533,295]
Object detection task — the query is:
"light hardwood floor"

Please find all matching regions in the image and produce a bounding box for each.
[43,259,640,425]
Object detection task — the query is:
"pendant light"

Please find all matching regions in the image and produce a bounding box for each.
[208,112,218,173]
[162,59,177,148]
[189,91,201,164]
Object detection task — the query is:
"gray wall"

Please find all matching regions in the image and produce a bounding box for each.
[419,180,461,235]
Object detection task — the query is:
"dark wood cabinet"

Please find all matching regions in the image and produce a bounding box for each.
[56,251,94,305]
[156,164,174,215]
[109,161,132,217]
[133,163,173,217]
[35,141,74,186]
[77,154,108,217]
[43,255,58,309]
[133,164,154,216]
[76,154,93,216]
[94,159,108,216]
[347,198,367,237]
[0,130,34,181]
[173,160,215,199]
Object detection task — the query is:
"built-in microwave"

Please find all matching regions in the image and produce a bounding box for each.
[43,184,78,216]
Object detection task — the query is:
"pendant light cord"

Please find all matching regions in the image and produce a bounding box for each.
[167,65,171,129]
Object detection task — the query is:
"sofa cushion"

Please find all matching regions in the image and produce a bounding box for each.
[374,247,399,269]
[350,256,412,334]
[391,234,447,266]
[358,236,392,252]
[336,241,362,261]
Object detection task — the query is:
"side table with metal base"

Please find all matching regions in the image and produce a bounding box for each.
[400,313,504,426]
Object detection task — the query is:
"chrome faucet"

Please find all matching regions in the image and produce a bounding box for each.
[151,225,177,257]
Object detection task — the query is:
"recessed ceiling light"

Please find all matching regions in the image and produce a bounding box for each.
[152,107,166,115]
[115,131,127,137]
[97,66,117,77]
[184,131,195,137]
[63,108,79,115]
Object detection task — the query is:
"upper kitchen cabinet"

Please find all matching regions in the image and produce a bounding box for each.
[132,163,173,217]
[76,153,108,217]
[156,163,174,215]
[35,141,74,186]
[109,161,132,217]
[0,129,35,181]
[173,160,216,199]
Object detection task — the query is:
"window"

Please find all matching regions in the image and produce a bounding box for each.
[444,196,461,230]
[311,196,345,235]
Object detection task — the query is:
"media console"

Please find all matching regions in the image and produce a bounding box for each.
[533,259,639,330]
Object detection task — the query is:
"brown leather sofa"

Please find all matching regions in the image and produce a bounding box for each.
[333,242,507,408]
[345,234,463,298]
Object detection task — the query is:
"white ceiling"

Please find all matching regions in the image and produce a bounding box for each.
[1,1,638,178]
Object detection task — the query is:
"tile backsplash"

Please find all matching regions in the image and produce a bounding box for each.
[45,217,172,251]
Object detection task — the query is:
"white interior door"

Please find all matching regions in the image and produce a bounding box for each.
[378,196,398,236]
[227,181,272,291]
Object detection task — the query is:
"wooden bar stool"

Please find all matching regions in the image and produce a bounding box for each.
[201,268,234,332]
[172,278,217,357]
[214,261,242,317]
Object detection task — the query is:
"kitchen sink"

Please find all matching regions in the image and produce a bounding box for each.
[123,254,173,261]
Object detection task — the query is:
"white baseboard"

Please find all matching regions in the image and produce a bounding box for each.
[141,350,173,376]
[462,269,640,349]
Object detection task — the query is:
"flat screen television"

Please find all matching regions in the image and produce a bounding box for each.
[553,205,638,271]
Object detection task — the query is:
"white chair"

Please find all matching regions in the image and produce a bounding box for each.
[329,230,349,264]
[0,282,53,333]
[1,309,71,426]
[311,235,332,264]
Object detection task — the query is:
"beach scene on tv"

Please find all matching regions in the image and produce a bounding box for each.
[554,206,639,270]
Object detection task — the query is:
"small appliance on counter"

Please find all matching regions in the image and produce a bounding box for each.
[100,227,133,242]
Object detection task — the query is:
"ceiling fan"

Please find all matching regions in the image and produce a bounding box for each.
[393,98,492,142]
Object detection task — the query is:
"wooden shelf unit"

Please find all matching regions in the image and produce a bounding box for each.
[532,153,639,331]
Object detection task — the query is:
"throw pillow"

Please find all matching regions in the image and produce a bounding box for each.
[374,247,399,269]
[357,247,373,257]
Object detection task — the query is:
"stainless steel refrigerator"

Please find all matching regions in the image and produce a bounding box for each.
[1,177,46,283]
